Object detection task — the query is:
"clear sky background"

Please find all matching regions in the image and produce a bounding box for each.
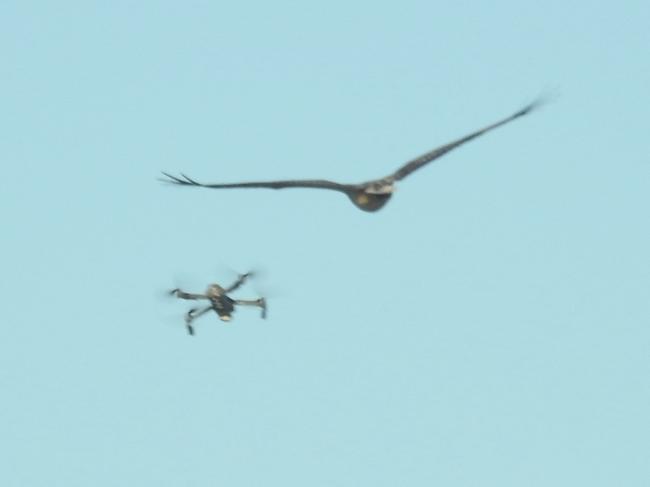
[1,1,649,486]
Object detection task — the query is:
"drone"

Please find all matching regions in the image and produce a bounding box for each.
[169,272,267,335]
[162,98,545,212]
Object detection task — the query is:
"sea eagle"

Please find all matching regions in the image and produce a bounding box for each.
[162,99,544,212]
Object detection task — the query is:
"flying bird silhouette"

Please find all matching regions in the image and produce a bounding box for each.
[162,99,544,212]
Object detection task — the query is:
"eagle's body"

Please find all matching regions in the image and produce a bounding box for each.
[162,99,544,212]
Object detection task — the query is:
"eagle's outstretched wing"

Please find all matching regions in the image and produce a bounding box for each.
[161,172,351,193]
[390,98,545,182]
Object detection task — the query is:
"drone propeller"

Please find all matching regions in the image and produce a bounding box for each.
[185,308,196,336]
[215,265,269,283]
[258,297,268,319]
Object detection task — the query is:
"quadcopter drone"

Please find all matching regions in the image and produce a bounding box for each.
[162,98,545,212]
[169,272,267,335]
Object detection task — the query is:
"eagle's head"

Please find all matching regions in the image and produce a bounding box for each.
[345,180,395,212]
[365,179,395,195]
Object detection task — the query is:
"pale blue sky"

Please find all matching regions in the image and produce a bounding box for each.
[1,1,649,486]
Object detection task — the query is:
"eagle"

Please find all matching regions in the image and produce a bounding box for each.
[161,99,544,212]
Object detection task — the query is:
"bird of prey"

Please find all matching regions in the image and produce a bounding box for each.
[161,99,544,212]
[169,272,266,335]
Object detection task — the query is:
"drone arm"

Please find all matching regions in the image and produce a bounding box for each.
[225,273,252,293]
[171,289,208,301]
[234,298,267,319]
[184,305,213,334]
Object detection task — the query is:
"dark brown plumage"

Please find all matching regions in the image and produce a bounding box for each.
[161,99,544,212]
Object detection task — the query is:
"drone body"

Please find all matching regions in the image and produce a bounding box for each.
[161,98,545,212]
[169,273,266,335]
